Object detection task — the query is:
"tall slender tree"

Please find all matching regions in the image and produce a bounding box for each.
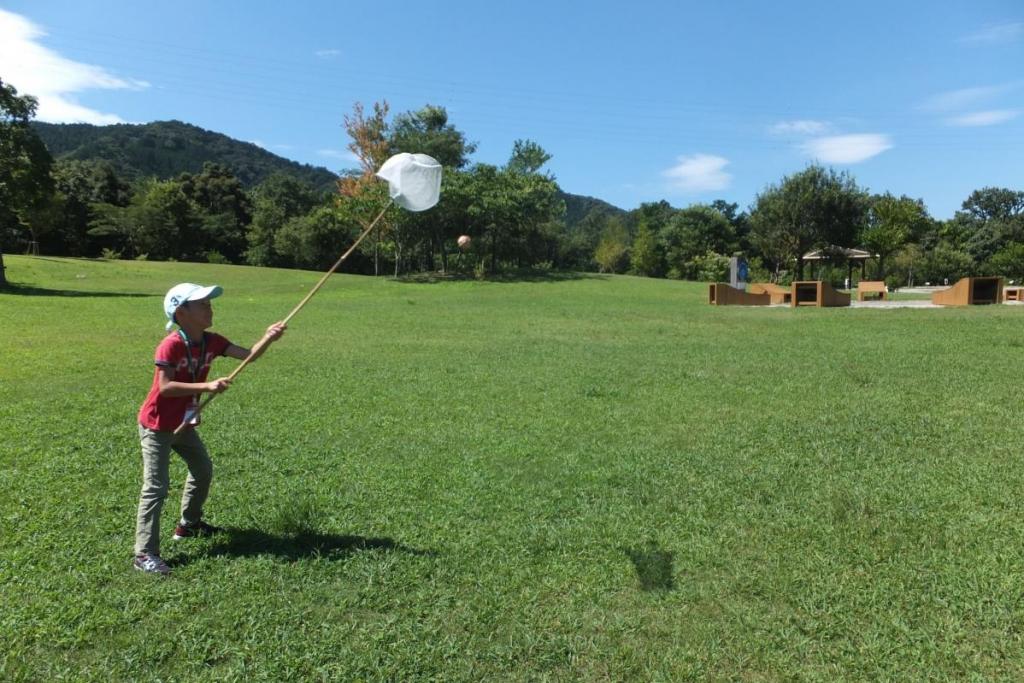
[338,101,393,275]
[388,104,476,169]
[862,194,930,278]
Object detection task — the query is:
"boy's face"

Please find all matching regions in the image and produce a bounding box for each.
[176,298,214,329]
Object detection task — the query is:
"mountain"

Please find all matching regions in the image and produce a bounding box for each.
[559,191,626,227]
[31,120,340,192]
[31,120,627,227]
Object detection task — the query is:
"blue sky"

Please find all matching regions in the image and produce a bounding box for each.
[1,1,1021,219]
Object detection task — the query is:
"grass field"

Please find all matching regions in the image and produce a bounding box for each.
[3,254,1024,681]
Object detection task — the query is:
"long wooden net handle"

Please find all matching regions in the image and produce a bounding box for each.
[172,201,392,435]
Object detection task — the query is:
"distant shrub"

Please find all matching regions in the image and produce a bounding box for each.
[100,248,122,260]
[986,243,1024,281]
[744,256,773,284]
[686,251,730,282]
[474,259,488,280]
[205,250,230,264]
[919,243,974,282]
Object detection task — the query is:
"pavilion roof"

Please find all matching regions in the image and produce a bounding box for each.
[802,246,877,261]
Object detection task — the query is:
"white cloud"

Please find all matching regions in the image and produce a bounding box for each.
[318,148,360,162]
[947,109,1020,126]
[923,82,1020,111]
[959,22,1024,45]
[769,120,831,136]
[0,9,147,124]
[662,154,732,193]
[800,134,892,164]
[315,49,341,59]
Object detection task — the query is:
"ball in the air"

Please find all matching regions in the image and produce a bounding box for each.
[457,235,471,250]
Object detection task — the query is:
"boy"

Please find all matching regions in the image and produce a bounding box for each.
[134,282,286,576]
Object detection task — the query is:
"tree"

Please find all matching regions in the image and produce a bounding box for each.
[376,104,481,274]
[987,243,1024,281]
[563,205,621,270]
[486,166,563,271]
[634,200,676,234]
[950,187,1024,269]
[89,178,201,260]
[711,199,751,252]
[0,78,54,284]
[179,162,252,262]
[919,242,974,283]
[246,173,321,266]
[749,164,869,280]
[436,159,563,276]
[506,139,552,175]
[274,204,360,270]
[629,218,662,276]
[48,159,131,256]
[339,100,393,275]
[659,205,736,279]
[890,243,924,288]
[343,101,392,173]
[687,251,731,282]
[961,187,1024,223]
[861,194,930,278]
[388,104,476,169]
[594,217,629,273]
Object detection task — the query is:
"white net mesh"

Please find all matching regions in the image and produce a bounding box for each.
[375,153,443,211]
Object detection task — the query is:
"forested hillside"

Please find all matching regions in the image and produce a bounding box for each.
[30,120,623,234]
[31,120,339,192]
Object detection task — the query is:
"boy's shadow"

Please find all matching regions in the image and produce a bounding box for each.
[171,527,435,567]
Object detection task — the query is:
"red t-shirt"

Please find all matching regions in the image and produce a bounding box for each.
[138,331,232,431]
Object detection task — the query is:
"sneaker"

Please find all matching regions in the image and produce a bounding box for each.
[173,520,223,540]
[133,553,171,576]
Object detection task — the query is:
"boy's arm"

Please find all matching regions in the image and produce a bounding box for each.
[223,322,287,361]
[157,366,230,397]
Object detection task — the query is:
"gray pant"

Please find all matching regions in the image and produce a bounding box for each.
[135,425,213,556]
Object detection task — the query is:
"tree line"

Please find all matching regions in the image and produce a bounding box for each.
[2,76,1022,288]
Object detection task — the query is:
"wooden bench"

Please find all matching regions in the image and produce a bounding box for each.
[857,281,888,301]
[749,282,791,305]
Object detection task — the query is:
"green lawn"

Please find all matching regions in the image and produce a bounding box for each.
[3,255,1023,681]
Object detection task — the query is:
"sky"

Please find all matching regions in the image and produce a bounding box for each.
[1,1,1022,219]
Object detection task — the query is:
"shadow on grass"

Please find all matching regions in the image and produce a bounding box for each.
[170,527,436,567]
[0,282,152,298]
[394,270,608,285]
[624,541,675,592]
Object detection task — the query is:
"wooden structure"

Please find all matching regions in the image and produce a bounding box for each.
[856,281,888,301]
[931,277,1003,306]
[707,283,770,306]
[791,281,851,307]
[1004,286,1023,302]
[749,282,792,305]
[803,246,877,282]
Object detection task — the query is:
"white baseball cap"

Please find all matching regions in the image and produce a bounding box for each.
[163,282,223,331]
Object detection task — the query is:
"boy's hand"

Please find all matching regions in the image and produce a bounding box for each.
[205,378,231,394]
[264,322,287,342]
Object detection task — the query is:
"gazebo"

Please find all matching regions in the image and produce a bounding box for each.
[802,246,877,285]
